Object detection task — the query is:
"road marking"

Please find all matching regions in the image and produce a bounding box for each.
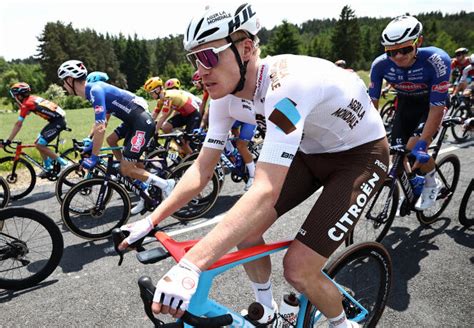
[170,138,473,236]
[439,139,474,155]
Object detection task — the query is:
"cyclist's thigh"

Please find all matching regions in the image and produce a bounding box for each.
[122,117,155,161]
[39,118,66,143]
[274,152,323,218]
[296,138,389,258]
[113,123,128,140]
[183,111,201,135]
[390,96,428,147]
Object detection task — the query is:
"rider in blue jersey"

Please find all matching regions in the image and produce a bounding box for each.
[369,15,451,210]
[57,61,175,210]
[231,120,257,190]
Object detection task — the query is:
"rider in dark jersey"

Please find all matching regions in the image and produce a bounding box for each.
[369,15,451,211]
[2,82,70,177]
[57,61,175,213]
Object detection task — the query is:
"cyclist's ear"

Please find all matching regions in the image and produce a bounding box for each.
[416,36,424,47]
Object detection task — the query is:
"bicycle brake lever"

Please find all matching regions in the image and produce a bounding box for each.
[111,228,147,266]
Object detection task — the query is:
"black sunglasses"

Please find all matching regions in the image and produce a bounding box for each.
[386,45,415,57]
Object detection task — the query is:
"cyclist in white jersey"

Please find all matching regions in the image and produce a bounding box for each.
[119,3,389,327]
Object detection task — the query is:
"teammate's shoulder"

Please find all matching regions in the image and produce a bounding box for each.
[419,47,450,61]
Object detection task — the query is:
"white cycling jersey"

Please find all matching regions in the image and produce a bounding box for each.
[204,55,386,166]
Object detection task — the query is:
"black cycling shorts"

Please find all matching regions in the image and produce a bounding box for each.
[121,111,155,162]
[274,137,389,258]
[167,110,201,135]
[390,94,430,146]
[38,117,67,143]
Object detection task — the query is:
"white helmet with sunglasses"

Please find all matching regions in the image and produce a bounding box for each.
[183,3,261,51]
[381,15,423,47]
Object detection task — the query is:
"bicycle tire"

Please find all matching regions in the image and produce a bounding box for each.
[167,161,220,221]
[0,176,10,208]
[416,154,460,225]
[0,156,36,200]
[380,105,396,137]
[450,107,471,143]
[458,179,473,227]
[61,178,131,240]
[0,207,64,290]
[55,163,106,203]
[302,242,392,328]
[346,179,399,245]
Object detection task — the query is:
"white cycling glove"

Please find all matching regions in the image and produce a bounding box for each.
[120,215,154,245]
[153,258,201,311]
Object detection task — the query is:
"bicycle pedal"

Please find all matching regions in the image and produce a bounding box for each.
[136,247,170,264]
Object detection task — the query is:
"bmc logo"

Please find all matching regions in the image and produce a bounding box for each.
[207,138,225,146]
[131,131,146,153]
[281,152,294,160]
[431,81,450,93]
[228,4,256,33]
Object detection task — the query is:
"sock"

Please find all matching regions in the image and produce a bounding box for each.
[146,174,168,189]
[251,279,275,310]
[328,310,351,328]
[56,157,68,166]
[424,168,437,187]
[246,161,256,178]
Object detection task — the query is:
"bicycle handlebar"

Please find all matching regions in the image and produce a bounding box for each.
[0,139,21,154]
[138,276,233,328]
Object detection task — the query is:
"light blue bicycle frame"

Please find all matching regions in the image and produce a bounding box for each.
[183,244,368,327]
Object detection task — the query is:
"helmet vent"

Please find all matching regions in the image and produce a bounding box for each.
[197,27,220,41]
[193,18,205,40]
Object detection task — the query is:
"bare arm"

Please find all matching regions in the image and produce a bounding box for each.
[419,105,445,143]
[155,110,172,132]
[149,147,222,226]
[91,123,106,155]
[184,162,289,270]
[7,121,23,141]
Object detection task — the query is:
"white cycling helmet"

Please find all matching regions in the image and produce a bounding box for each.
[381,15,422,47]
[183,3,261,51]
[57,60,88,80]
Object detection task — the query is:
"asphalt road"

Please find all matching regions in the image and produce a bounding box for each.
[1,139,473,328]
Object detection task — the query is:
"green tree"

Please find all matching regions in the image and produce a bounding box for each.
[266,20,301,55]
[331,5,361,67]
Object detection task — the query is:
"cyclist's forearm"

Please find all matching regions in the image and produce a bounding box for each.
[420,106,445,143]
[92,124,106,155]
[7,122,22,141]
[150,165,212,224]
[185,163,288,270]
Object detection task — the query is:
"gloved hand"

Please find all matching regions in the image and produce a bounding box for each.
[192,128,203,135]
[153,258,201,312]
[82,154,99,170]
[82,140,93,154]
[120,215,154,246]
[82,137,92,148]
[411,140,430,164]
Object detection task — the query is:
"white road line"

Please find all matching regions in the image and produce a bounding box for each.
[439,139,474,154]
[170,138,473,236]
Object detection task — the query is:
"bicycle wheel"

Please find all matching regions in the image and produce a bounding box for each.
[302,242,392,328]
[380,105,396,137]
[167,161,220,220]
[55,163,106,203]
[0,177,10,208]
[0,207,64,290]
[0,156,36,200]
[450,107,471,143]
[346,179,399,245]
[459,179,473,227]
[416,154,461,225]
[61,178,131,240]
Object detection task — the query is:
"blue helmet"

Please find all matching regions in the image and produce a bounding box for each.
[86,71,109,83]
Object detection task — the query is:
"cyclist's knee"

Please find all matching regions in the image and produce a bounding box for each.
[106,133,118,146]
[162,123,173,134]
[283,246,326,292]
[119,160,135,176]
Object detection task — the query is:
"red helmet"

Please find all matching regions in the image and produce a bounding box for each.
[10,82,31,97]
[192,71,201,82]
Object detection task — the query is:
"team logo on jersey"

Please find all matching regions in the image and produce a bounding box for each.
[94,105,104,113]
[431,81,450,93]
[131,131,146,153]
[428,53,448,78]
[268,97,300,134]
[396,82,427,92]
